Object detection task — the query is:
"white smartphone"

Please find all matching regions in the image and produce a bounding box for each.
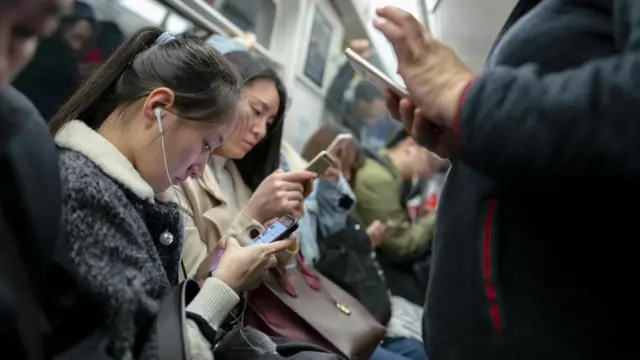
[326,133,353,155]
[305,150,336,175]
[345,48,409,97]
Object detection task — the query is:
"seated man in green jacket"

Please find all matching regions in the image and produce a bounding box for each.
[354,129,437,257]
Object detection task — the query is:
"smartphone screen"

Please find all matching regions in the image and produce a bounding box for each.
[254,215,297,245]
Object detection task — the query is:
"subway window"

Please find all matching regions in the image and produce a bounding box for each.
[212,0,276,48]
[303,7,333,87]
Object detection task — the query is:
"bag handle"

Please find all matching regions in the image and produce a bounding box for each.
[271,255,351,315]
[272,254,319,297]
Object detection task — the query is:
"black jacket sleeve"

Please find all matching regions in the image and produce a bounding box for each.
[457,0,640,185]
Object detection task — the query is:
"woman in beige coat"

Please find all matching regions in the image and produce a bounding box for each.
[173,46,316,280]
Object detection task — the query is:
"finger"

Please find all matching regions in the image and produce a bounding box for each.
[399,98,415,130]
[384,89,402,120]
[373,18,408,58]
[263,237,296,256]
[277,180,305,193]
[376,6,424,43]
[266,255,277,269]
[264,218,279,227]
[282,190,305,205]
[279,170,318,182]
[218,236,240,250]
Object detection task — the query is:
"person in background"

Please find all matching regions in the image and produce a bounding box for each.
[350,81,402,150]
[376,3,640,359]
[13,0,96,120]
[300,124,385,246]
[301,124,428,360]
[354,128,436,258]
[46,27,294,360]
[81,20,125,82]
[84,21,125,64]
[324,39,401,151]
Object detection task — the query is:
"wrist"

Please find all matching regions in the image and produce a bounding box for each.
[213,270,240,293]
[242,203,264,224]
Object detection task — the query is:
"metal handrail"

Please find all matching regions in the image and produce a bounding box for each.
[160,0,278,65]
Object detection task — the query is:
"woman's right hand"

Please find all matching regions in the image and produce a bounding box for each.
[244,169,317,223]
[213,236,295,293]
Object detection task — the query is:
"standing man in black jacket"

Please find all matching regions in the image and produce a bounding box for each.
[0,1,71,359]
[375,1,640,360]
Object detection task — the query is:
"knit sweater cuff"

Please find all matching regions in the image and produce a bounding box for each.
[186,277,239,330]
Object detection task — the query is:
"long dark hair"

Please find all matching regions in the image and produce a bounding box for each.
[223,51,288,192]
[50,27,243,134]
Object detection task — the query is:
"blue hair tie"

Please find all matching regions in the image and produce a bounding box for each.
[155,32,176,45]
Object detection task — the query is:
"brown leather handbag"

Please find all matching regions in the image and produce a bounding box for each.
[243,254,386,360]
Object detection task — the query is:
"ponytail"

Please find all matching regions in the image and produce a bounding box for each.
[50,28,163,134]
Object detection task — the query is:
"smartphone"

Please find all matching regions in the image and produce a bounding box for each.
[345,48,409,97]
[209,214,299,275]
[326,133,353,155]
[305,150,336,175]
[253,214,299,245]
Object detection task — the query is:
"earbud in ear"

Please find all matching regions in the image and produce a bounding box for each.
[154,107,164,134]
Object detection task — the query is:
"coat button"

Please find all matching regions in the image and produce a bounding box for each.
[354,224,361,231]
[160,231,174,246]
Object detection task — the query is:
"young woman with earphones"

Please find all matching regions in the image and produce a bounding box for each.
[47,27,295,360]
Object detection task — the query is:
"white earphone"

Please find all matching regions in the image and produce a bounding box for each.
[154,107,164,134]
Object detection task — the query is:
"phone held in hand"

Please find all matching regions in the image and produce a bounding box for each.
[208,214,299,275]
[325,133,353,155]
[345,48,409,97]
[254,214,299,245]
[306,150,335,175]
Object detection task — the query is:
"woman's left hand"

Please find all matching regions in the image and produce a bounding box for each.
[373,7,476,153]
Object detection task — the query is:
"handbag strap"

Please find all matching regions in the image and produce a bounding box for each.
[273,254,351,316]
[155,280,201,360]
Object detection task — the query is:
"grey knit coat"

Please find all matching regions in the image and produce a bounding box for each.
[58,148,183,359]
[53,120,240,360]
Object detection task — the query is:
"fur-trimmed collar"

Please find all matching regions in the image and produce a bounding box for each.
[55,120,155,202]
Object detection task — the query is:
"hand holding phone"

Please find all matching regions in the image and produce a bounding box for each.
[209,215,298,275]
[211,236,295,293]
[244,170,316,222]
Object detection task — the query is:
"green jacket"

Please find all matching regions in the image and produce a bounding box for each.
[354,151,435,256]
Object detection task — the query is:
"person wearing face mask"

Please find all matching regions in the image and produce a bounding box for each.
[175,35,316,279]
[47,28,295,360]
[13,0,95,120]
